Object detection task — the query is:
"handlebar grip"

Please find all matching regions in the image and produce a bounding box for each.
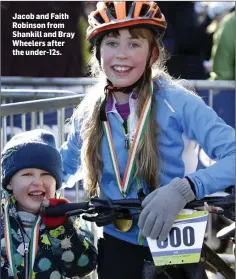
[186,193,235,209]
[41,202,89,217]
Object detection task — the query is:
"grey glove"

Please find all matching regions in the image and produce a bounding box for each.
[138,178,195,241]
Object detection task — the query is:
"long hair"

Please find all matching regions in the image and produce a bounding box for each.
[75,27,175,196]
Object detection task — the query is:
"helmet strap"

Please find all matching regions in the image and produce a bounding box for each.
[105,77,143,94]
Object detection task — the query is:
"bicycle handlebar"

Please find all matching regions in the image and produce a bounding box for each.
[41,193,235,221]
[41,201,90,217]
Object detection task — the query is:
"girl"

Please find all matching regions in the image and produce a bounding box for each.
[60,2,235,279]
[1,129,97,279]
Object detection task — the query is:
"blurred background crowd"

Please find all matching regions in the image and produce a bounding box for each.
[1,1,235,81]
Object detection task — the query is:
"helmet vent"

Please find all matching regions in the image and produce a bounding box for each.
[94,12,105,24]
[107,2,116,19]
[126,2,134,17]
[154,9,162,19]
[140,4,150,17]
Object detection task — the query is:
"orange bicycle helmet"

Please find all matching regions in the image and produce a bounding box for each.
[87,1,167,45]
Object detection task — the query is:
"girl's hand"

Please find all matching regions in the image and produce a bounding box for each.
[138,178,195,241]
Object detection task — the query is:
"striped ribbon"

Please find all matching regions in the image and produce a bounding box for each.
[103,83,153,197]
[4,195,41,279]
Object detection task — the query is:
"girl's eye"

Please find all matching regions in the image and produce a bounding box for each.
[130,42,140,48]
[107,41,117,47]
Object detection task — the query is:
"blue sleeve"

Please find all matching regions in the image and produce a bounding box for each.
[60,114,82,187]
[179,92,235,199]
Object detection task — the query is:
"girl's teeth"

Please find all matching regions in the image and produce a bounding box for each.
[113,66,131,72]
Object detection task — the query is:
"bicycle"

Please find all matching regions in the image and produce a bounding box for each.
[41,190,235,279]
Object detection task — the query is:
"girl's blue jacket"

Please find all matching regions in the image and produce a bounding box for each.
[60,78,235,245]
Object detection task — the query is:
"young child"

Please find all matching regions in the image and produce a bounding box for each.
[60,2,235,279]
[1,129,97,279]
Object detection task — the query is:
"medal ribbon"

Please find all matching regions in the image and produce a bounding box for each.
[103,83,153,196]
[4,195,41,279]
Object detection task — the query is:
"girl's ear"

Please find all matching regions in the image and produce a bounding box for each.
[6,183,13,191]
[150,46,159,65]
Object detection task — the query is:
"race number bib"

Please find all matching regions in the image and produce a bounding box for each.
[147,210,208,266]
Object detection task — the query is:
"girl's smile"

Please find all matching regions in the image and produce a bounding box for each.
[111,65,134,75]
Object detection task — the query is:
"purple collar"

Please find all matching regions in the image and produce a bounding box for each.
[106,92,138,112]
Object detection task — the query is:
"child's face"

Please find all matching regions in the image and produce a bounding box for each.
[7,168,56,214]
[100,28,150,88]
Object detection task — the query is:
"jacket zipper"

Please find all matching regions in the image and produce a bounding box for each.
[123,120,129,150]
[24,242,29,279]
[13,216,30,279]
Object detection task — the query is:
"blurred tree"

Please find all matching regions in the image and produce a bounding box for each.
[210,11,235,80]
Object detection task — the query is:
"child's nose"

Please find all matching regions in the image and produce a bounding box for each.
[116,45,128,59]
[32,175,43,186]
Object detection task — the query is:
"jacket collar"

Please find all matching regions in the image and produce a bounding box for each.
[106,92,138,114]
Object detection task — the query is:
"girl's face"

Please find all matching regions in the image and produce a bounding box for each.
[7,168,56,214]
[100,28,150,88]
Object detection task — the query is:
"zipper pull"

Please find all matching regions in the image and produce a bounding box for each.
[123,120,129,150]
[24,242,29,279]
[24,242,29,254]
[125,134,129,150]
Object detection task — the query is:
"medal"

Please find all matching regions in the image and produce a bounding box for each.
[113,208,134,232]
[114,218,133,232]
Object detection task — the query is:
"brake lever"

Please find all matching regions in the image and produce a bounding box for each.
[65,207,96,217]
[91,197,113,208]
[90,197,125,213]
[137,188,147,202]
[82,210,118,226]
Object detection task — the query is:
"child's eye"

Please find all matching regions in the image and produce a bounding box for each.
[130,42,140,48]
[42,173,52,176]
[107,41,117,47]
[22,173,32,176]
